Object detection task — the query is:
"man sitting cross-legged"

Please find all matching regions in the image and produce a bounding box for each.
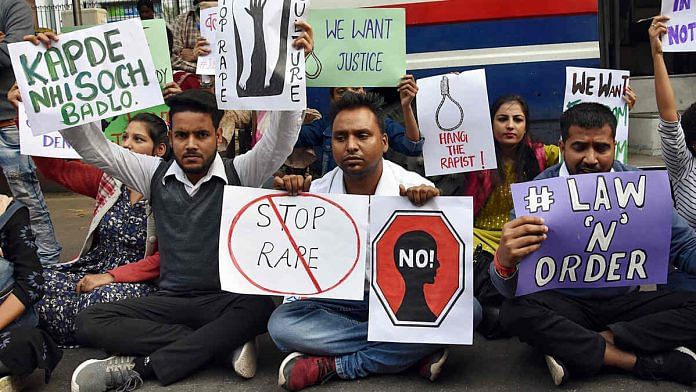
[492,102,696,386]
[24,25,313,390]
[268,92,483,391]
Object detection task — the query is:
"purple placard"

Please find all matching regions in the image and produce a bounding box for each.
[510,171,672,296]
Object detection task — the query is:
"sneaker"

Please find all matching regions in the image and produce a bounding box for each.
[231,339,257,379]
[0,375,24,392]
[71,356,143,392]
[418,348,449,381]
[633,346,696,385]
[545,355,570,386]
[278,352,337,391]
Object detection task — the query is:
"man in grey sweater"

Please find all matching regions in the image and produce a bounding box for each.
[0,0,61,265]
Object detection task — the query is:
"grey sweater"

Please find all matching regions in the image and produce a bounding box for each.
[0,0,34,121]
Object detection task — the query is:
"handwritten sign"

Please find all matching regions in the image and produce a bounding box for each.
[417,70,497,176]
[9,19,163,135]
[661,0,696,52]
[306,9,406,87]
[197,7,218,75]
[218,186,369,300]
[215,0,307,110]
[18,103,80,159]
[563,67,631,163]
[511,171,672,296]
[368,196,474,345]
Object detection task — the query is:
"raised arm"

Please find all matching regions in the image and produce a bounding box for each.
[394,74,424,156]
[650,16,679,122]
[59,122,161,199]
[233,111,303,187]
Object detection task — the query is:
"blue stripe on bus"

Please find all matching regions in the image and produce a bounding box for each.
[406,15,599,54]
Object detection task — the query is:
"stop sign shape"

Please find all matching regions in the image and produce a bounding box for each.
[371,211,465,327]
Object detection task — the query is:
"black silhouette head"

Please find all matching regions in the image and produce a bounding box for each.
[393,230,440,286]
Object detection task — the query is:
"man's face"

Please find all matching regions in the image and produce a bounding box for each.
[560,124,615,175]
[332,107,388,178]
[331,87,365,103]
[169,111,221,179]
[139,6,155,20]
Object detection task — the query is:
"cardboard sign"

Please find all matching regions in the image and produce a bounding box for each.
[306,9,406,87]
[511,171,672,296]
[197,7,218,75]
[219,186,369,300]
[102,106,171,145]
[417,70,497,176]
[661,0,696,52]
[18,103,80,159]
[215,0,308,110]
[9,19,163,135]
[368,196,474,345]
[563,67,631,163]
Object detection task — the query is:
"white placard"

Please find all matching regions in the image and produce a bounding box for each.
[563,67,630,163]
[18,103,80,159]
[417,69,497,176]
[9,19,163,135]
[219,186,369,300]
[196,7,218,75]
[368,196,474,345]
[661,0,696,52]
[215,0,308,110]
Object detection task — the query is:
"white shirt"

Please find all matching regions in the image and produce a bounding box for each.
[163,154,228,197]
[60,111,304,199]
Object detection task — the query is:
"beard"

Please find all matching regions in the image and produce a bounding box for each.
[174,152,216,175]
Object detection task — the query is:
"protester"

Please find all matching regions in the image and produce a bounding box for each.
[0,0,62,265]
[137,0,155,20]
[32,113,170,346]
[649,15,696,231]
[171,0,205,74]
[492,102,696,386]
[296,76,424,177]
[268,92,483,391]
[22,22,312,392]
[0,195,62,389]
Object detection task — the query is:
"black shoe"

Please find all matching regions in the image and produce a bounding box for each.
[633,347,696,385]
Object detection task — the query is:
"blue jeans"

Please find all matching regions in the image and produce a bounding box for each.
[0,258,37,330]
[0,125,60,265]
[268,296,482,379]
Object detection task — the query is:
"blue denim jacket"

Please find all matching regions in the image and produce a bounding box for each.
[296,117,424,175]
[491,161,696,299]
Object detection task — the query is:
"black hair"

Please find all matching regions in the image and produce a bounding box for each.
[330,91,386,134]
[165,89,224,129]
[136,0,154,11]
[681,103,696,156]
[490,95,542,183]
[560,102,617,141]
[129,113,171,160]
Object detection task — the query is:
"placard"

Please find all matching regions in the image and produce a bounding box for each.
[196,7,218,75]
[510,171,672,296]
[661,0,696,52]
[368,196,474,345]
[219,186,369,300]
[18,103,80,159]
[417,70,497,176]
[9,19,163,134]
[306,9,406,87]
[216,0,308,110]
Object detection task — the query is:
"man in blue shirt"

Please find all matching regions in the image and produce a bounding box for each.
[296,75,424,176]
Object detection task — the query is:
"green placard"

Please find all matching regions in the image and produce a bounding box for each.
[69,20,172,140]
[306,9,406,88]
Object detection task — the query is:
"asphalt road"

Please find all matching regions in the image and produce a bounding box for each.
[20,193,690,391]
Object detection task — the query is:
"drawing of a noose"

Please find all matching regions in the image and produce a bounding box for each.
[435,75,464,132]
[305,50,322,79]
